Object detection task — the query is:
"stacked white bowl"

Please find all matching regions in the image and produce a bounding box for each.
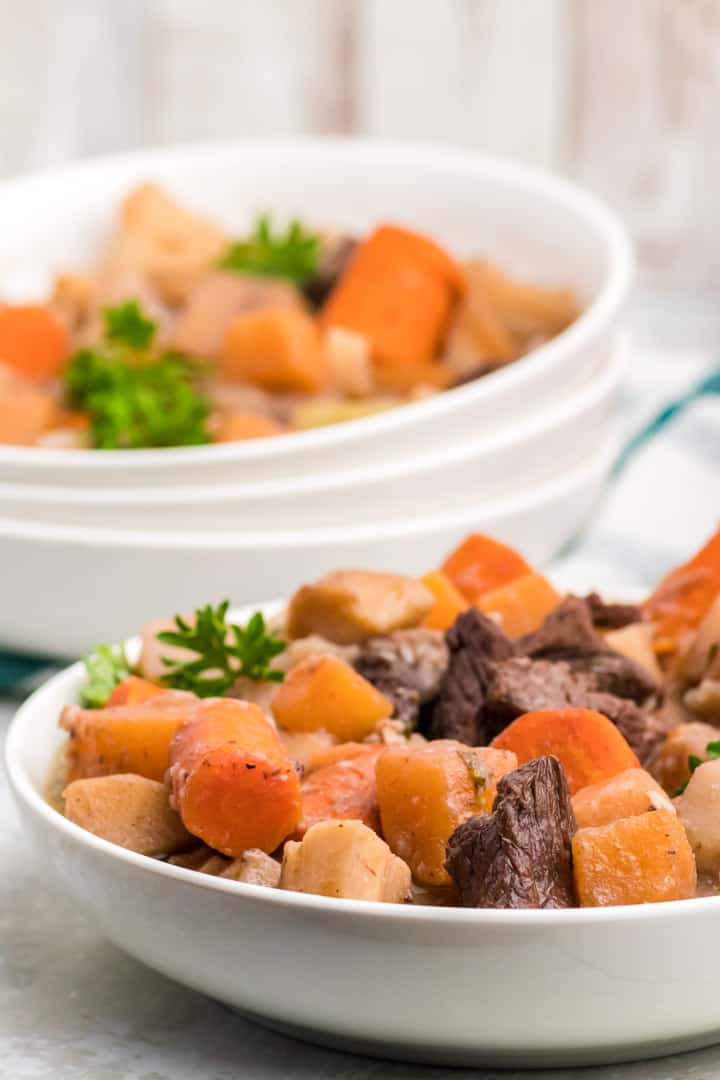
[0,139,633,656]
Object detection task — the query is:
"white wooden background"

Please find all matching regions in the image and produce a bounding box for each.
[1,0,719,289]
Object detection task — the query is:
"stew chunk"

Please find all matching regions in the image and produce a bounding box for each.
[445,755,577,908]
[281,819,410,902]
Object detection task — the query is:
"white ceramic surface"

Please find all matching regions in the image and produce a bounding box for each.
[0,348,620,530]
[6,598,720,1069]
[0,435,615,656]
[0,137,632,487]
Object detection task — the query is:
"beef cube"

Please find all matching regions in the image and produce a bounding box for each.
[355,628,449,731]
[427,610,515,745]
[584,592,643,631]
[445,756,576,908]
[565,651,659,705]
[304,235,357,307]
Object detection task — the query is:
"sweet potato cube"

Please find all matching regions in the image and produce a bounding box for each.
[63,773,192,855]
[572,809,696,906]
[420,571,468,631]
[221,307,329,393]
[272,654,392,741]
[476,572,560,638]
[286,569,434,645]
[281,819,410,902]
[572,768,673,829]
[60,691,198,783]
[442,533,531,602]
[648,721,719,796]
[376,741,517,886]
[296,746,383,837]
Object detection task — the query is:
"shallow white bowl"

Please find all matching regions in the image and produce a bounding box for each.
[0,435,615,656]
[0,137,632,487]
[6,598,720,1069]
[0,347,620,530]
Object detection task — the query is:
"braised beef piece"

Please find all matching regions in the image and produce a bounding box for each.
[445,756,576,908]
[303,236,358,307]
[564,651,658,704]
[484,657,664,763]
[584,591,643,631]
[426,610,514,744]
[355,628,449,731]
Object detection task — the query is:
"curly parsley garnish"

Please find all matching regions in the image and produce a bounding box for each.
[80,644,132,708]
[219,214,320,284]
[64,301,210,450]
[676,740,720,794]
[157,602,286,698]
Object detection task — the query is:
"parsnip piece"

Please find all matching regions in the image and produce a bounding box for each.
[605,622,663,683]
[286,570,434,645]
[280,819,410,902]
[220,849,282,887]
[675,760,720,874]
[63,774,192,855]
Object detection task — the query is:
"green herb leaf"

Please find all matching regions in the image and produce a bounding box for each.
[103,300,157,350]
[157,603,286,697]
[676,746,719,795]
[219,214,320,284]
[80,644,131,708]
[705,741,720,759]
[458,751,489,803]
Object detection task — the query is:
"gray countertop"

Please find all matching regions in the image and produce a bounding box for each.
[3,293,720,1079]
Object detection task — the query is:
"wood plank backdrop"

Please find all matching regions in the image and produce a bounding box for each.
[1,0,718,288]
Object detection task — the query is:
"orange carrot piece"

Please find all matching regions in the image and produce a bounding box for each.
[0,305,69,381]
[295,745,383,838]
[220,307,328,393]
[168,698,301,855]
[571,768,673,829]
[107,676,166,707]
[214,410,286,442]
[320,224,465,368]
[441,533,532,602]
[491,708,640,795]
[0,381,57,445]
[643,525,720,650]
[272,654,393,742]
[475,571,560,638]
[420,571,469,631]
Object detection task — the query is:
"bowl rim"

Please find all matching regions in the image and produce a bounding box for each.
[0,433,616,547]
[6,588,718,929]
[0,135,634,471]
[0,347,621,507]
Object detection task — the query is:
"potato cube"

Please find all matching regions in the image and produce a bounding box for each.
[572,768,673,829]
[675,760,720,874]
[272,654,392,740]
[286,570,434,645]
[572,809,696,906]
[376,741,517,886]
[63,774,192,855]
[280,819,410,902]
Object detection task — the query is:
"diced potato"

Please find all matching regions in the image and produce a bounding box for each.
[280,819,410,902]
[675,760,720,874]
[376,741,517,886]
[220,849,282,887]
[286,570,434,645]
[272,654,392,741]
[605,622,663,683]
[278,729,337,771]
[60,691,197,783]
[572,768,673,829]
[63,774,192,855]
[648,721,719,795]
[420,571,468,631]
[572,809,696,906]
[324,327,374,398]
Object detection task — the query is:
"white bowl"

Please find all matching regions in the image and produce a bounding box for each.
[6,598,720,1069]
[0,346,620,530]
[0,435,615,656]
[0,137,632,487]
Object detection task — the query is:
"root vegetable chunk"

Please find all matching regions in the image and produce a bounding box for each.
[572,768,673,829]
[572,809,696,906]
[376,741,517,886]
[286,570,434,645]
[281,819,410,902]
[296,746,383,837]
[167,698,301,856]
[64,774,192,855]
[445,756,577,908]
[675,760,720,874]
[272,654,392,740]
[648,722,719,796]
[476,572,560,639]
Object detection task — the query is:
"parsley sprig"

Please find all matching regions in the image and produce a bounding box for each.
[64,301,211,450]
[80,644,132,708]
[219,214,320,284]
[157,602,286,697]
[676,740,720,794]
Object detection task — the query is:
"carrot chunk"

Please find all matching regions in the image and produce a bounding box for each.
[491,708,640,795]
[220,307,328,393]
[296,745,383,837]
[572,809,696,906]
[168,698,301,855]
[420,571,469,631]
[643,525,720,650]
[441,533,532,602]
[214,410,286,442]
[272,654,393,741]
[0,380,57,445]
[476,571,560,638]
[571,768,673,829]
[0,305,69,381]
